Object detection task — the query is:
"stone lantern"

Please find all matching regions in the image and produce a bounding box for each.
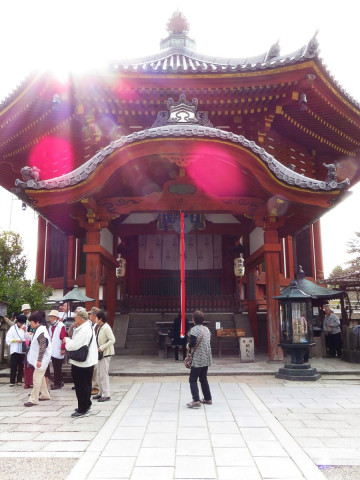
[274,280,321,381]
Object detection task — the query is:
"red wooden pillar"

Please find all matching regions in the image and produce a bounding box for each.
[67,235,75,283]
[313,220,324,280]
[248,299,259,345]
[264,228,283,361]
[246,267,259,346]
[279,238,285,276]
[85,230,101,308]
[36,216,46,282]
[285,236,294,279]
[309,225,315,278]
[105,262,116,327]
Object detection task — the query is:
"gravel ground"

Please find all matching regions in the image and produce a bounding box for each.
[320,466,360,480]
[0,458,77,480]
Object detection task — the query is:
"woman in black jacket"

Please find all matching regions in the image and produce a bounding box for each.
[172,313,189,361]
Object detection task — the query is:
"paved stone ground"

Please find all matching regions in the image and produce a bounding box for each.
[0,377,132,480]
[1,365,360,479]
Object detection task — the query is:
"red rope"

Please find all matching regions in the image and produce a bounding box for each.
[180,212,185,338]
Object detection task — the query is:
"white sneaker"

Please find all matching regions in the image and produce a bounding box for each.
[186,401,201,408]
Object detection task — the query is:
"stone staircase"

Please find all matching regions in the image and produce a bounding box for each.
[118,313,161,355]
[115,312,252,356]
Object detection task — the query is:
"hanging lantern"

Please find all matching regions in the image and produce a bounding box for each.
[116,255,126,277]
[234,257,245,277]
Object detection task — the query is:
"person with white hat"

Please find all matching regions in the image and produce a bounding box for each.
[21,304,31,317]
[48,310,67,389]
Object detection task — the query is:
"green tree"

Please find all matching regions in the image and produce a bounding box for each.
[0,231,52,314]
[0,231,27,278]
[329,265,345,278]
[346,232,360,273]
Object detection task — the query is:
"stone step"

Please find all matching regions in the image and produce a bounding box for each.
[117,348,159,356]
[126,333,159,342]
[125,340,160,349]
[127,327,159,336]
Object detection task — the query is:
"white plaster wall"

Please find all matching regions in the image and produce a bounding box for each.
[100,228,113,255]
[249,227,264,255]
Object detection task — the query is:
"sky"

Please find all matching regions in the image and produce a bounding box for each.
[0,0,359,278]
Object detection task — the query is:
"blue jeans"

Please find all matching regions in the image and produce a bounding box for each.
[189,366,211,402]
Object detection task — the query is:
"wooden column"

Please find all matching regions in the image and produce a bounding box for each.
[280,238,285,276]
[313,220,324,280]
[36,216,46,282]
[105,262,116,327]
[67,235,75,282]
[285,236,295,279]
[246,268,259,346]
[263,227,283,361]
[85,230,101,308]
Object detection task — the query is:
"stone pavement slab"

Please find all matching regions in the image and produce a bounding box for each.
[0,377,132,458]
[2,369,360,479]
[67,381,327,480]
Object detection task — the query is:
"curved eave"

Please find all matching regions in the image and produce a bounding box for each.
[111,42,314,73]
[311,57,360,116]
[21,126,348,208]
[0,71,44,116]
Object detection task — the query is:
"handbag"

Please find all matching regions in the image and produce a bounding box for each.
[96,324,104,361]
[184,353,193,368]
[68,331,93,362]
[184,326,205,369]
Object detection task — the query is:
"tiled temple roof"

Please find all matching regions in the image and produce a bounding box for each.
[110,39,319,74]
[15,123,350,192]
[108,33,360,110]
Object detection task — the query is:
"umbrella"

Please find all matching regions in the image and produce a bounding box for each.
[57,285,94,302]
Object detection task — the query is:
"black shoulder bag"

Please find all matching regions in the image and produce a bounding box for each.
[68,330,93,362]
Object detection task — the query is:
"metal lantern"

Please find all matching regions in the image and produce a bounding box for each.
[276,280,313,347]
[274,280,321,380]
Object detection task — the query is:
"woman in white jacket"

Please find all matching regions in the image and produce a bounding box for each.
[23,312,52,407]
[65,310,98,417]
[93,309,115,403]
[5,314,28,386]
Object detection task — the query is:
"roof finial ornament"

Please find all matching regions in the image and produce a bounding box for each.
[151,94,213,128]
[322,162,350,190]
[307,30,319,56]
[266,40,280,61]
[160,11,196,50]
[166,10,190,34]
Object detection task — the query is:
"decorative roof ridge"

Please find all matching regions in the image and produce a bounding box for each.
[111,41,316,68]
[15,126,349,193]
[0,71,36,111]
[314,55,360,110]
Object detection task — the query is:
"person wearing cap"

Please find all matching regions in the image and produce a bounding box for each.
[49,310,67,390]
[21,303,31,318]
[67,306,86,338]
[24,312,52,407]
[65,309,98,417]
[5,314,28,386]
[57,303,66,321]
[88,306,101,395]
[323,304,342,358]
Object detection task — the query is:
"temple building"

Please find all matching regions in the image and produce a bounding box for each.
[1,12,359,360]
